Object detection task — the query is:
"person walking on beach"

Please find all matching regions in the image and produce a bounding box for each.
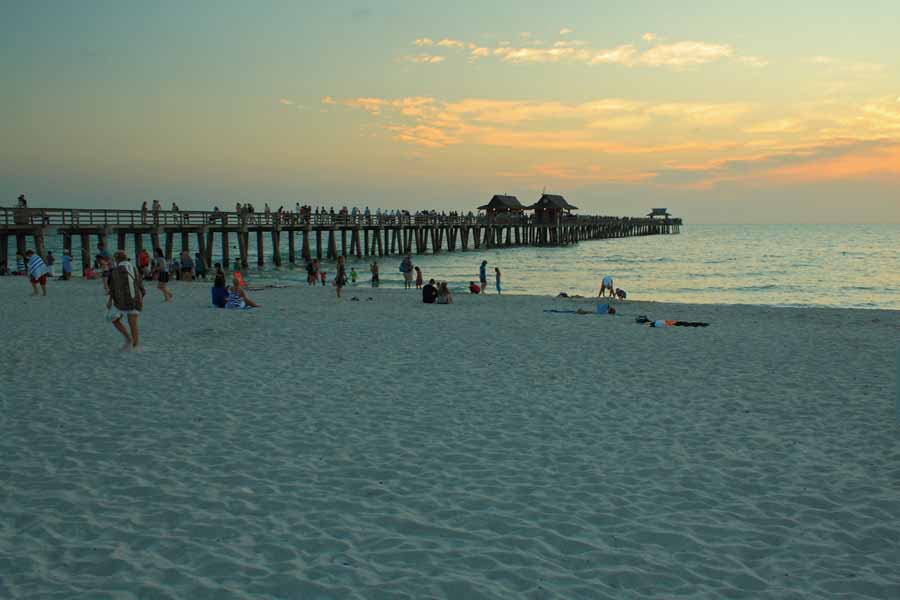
[62,250,73,280]
[335,256,347,298]
[495,267,502,294]
[370,260,380,287]
[400,255,414,289]
[25,250,49,296]
[414,266,423,289]
[107,251,144,351]
[152,247,173,302]
[479,260,488,294]
[599,275,614,298]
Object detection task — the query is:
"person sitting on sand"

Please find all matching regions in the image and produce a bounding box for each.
[25,250,49,296]
[225,277,259,309]
[211,263,228,307]
[436,281,453,304]
[422,278,437,304]
[615,288,627,300]
[469,281,480,294]
[107,251,145,350]
[599,275,614,297]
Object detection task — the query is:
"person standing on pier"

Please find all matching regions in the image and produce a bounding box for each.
[152,199,160,225]
[25,250,49,296]
[335,256,347,298]
[141,201,148,224]
[17,194,27,208]
[152,248,173,302]
[479,260,488,294]
[400,255,414,289]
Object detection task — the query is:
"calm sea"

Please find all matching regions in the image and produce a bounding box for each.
[9,224,900,310]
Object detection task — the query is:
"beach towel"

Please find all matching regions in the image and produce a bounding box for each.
[27,254,48,280]
[109,262,144,311]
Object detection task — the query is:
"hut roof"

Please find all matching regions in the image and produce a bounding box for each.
[478,194,524,211]
[526,194,578,210]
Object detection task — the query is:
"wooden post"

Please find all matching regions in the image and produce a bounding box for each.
[117,231,126,251]
[376,228,384,256]
[363,229,370,257]
[340,228,348,257]
[256,230,265,267]
[98,230,109,255]
[205,229,214,268]
[327,229,337,259]
[302,227,311,261]
[16,233,26,257]
[134,232,143,256]
[63,233,73,257]
[239,231,250,269]
[288,229,296,264]
[33,229,47,260]
[150,230,161,255]
[473,227,481,249]
[196,229,207,267]
[316,229,323,260]
[221,230,230,267]
[271,228,282,266]
[80,232,91,275]
[0,233,7,274]
[164,231,174,260]
[181,231,190,254]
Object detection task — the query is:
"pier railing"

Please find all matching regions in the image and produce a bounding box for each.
[0,207,680,228]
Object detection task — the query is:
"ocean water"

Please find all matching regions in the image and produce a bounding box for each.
[7,224,900,309]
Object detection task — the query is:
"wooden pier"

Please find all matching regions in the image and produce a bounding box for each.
[0,207,681,275]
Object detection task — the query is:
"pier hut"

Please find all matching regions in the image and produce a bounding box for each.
[527,194,578,224]
[647,208,671,218]
[478,195,525,217]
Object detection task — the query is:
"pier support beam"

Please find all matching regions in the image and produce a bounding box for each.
[196,229,208,268]
[134,232,143,256]
[221,230,230,267]
[0,234,7,273]
[256,230,265,267]
[80,233,91,275]
[271,228,282,267]
[164,231,174,260]
[288,230,296,264]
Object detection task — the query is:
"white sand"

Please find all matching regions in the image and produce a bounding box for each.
[1,276,898,599]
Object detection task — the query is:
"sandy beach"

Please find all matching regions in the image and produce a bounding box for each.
[1,276,898,599]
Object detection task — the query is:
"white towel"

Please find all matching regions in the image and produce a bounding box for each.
[118,260,137,299]
[27,255,48,279]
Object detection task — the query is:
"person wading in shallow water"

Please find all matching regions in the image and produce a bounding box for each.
[335,256,347,298]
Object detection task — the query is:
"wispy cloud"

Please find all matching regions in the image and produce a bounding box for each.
[407,33,757,69]
[403,54,446,64]
[436,38,466,49]
[414,38,434,47]
[279,99,293,105]
[559,27,574,35]
[809,55,883,74]
[321,96,336,105]
[639,41,733,67]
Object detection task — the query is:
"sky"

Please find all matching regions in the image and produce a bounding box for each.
[2,0,900,223]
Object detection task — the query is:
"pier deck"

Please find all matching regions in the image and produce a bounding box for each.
[1,207,681,274]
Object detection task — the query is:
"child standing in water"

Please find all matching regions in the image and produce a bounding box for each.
[414,266,423,289]
[350,267,358,285]
[320,269,327,286]
[495,267,502,294]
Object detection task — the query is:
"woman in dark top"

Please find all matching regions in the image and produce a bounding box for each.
[211,263,228,307]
